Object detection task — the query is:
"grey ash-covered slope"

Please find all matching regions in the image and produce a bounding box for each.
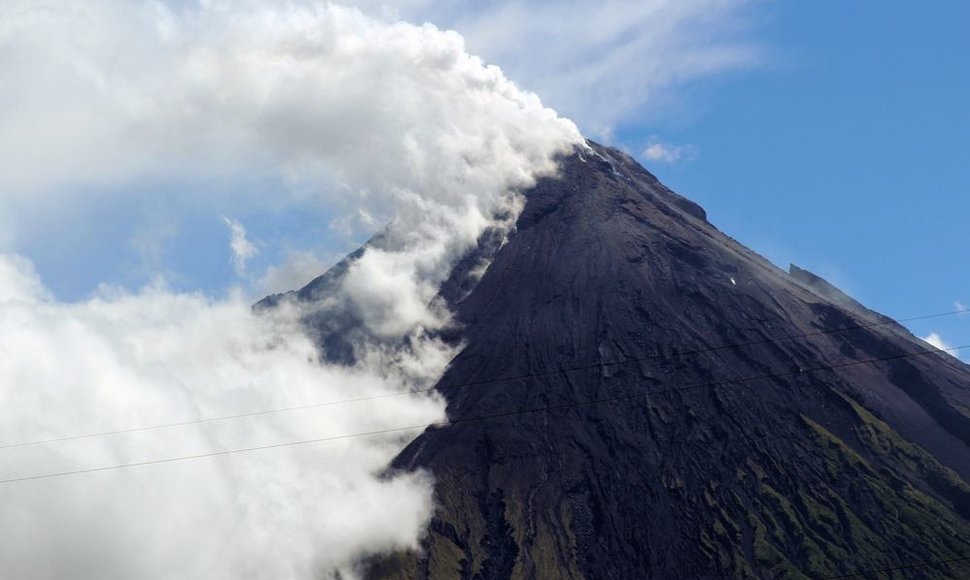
[285,142,970,579]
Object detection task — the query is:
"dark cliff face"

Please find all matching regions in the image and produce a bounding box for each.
[285,142,970,579]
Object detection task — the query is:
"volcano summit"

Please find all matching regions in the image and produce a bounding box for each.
[268,142,970,579]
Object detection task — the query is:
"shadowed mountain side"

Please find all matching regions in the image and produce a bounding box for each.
[269,142,970,579]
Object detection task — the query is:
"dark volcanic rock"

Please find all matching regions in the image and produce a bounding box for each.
[284,142,970,579]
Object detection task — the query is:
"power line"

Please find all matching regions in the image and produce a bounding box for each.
[2,307,965,451]
[2,343,965,485]
[820,555,970,579]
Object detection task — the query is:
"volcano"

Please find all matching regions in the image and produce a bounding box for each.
[268,142,970,579]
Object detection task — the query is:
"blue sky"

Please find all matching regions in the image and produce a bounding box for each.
[5,0,967,354]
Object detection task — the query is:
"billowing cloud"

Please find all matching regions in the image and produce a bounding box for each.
[0,1,581,579]
[1,0,580,296]
[0,0,753,199]
[0,253,448,580]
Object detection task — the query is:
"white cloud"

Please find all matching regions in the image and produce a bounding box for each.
[0,0,586,318]
[222,216,258,276]
[0,253,448,580]
[0,0,580,199]
[641,139,699,164]
[0,0,579,329]
[0,2,582,578]
[956,301,968,312]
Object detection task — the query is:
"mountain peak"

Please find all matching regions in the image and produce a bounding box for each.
[276,142,970,579]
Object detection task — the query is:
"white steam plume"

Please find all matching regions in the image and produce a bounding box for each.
[0,1,582,579]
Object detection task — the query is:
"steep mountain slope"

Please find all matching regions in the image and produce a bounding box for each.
[279,142,970,579]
